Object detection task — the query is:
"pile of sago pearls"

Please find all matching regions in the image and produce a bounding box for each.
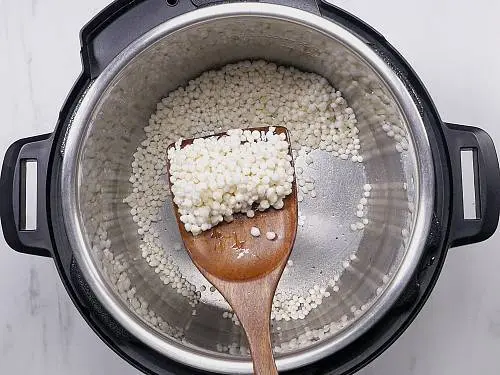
[167,127,294,235]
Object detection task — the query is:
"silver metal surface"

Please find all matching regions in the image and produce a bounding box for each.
[60,3,434,374]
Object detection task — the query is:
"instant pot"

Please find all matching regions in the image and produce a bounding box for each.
[1,1,499,374]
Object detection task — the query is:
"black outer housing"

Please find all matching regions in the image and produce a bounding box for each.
[1,1,499,374]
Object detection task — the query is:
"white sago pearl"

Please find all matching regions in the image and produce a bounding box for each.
[250,227,261,237]
[266,231,277,240]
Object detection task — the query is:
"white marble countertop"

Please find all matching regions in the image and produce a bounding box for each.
[1,0,499,374]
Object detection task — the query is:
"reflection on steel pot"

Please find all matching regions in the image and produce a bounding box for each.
[1,1,499,374]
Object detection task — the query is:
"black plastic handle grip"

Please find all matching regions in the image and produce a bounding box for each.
[444,123,500,248]
[0,134,53,257]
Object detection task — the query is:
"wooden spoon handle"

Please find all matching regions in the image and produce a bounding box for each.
[204,267,284,375]
[245,319,278,375]
[223,274,283,375]
[243,316,278,375]
[232,280,278,375]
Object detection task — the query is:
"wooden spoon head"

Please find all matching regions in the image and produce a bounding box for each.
[168,126,298,282]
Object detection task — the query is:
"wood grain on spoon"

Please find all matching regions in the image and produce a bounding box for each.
[168,127,298,374]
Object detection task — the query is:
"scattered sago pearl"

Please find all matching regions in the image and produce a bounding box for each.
[250,227,261,237]
[266,231,277,240]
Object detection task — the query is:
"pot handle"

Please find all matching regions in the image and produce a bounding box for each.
[0,134,53,257]
[444,123,500,248]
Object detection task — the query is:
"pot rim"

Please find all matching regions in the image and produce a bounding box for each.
[60,3,435,373]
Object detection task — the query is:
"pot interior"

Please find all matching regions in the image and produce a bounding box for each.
[69,5,427,373]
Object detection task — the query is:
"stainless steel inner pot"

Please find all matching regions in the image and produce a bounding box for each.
[60,4,434,374]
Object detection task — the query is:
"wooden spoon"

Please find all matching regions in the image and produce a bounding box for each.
[168,127,297,374]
